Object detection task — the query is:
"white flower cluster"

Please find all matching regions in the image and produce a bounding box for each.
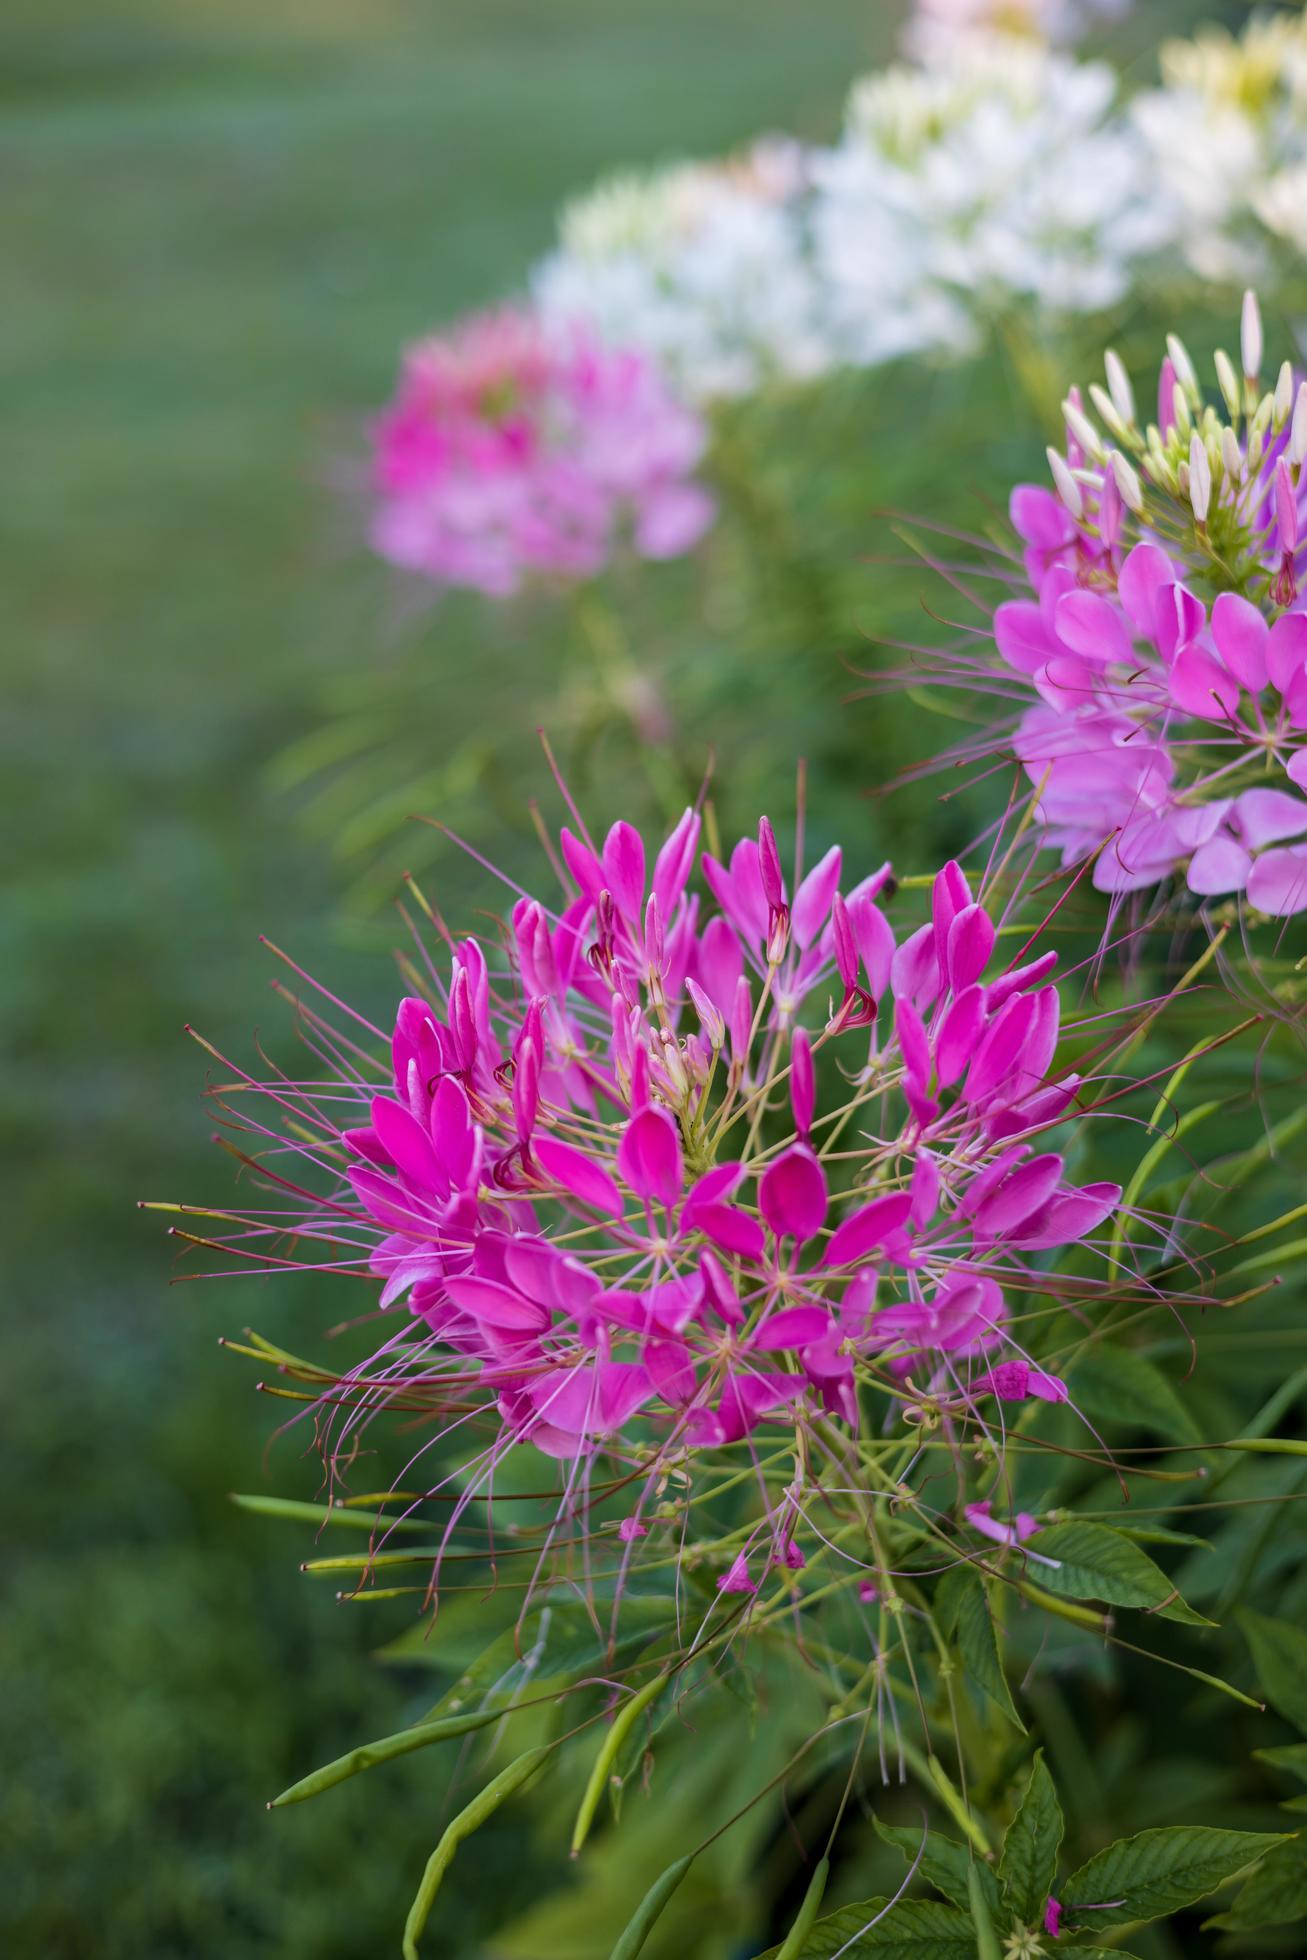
[533,141,831,401]
[904,0,1130,62]
[532,26,1165,404]
[1133,14,1307,283]
[810,35,1168,366]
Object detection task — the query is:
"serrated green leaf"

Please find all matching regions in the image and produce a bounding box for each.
[1060,1826,1289,1930]
[1239,1608,1307,1734]
[874,1820,1001,1918]
[937,1566,1024,1731]
[1069,1344,1202,1445]
[1026,1522,1211,1626]
[999,1750,1063,1928]
[1208,1835,1307,1930]
[756,1896,975,1959]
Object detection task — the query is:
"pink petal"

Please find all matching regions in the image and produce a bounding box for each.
[652,806,700,916]
[693,1203,767,1262]
[1118,541,1178,640]
[444,1275,550,1331]
[1268,612,1307,695]
[823,1191,914,1268]
[601,820,646,922]
[1168,644,1242,721]
[792,845,842,947]
[1055,588,1135,667]
[790,1026,815,1139]
[534,1135,624,1216]
[1012,1180,1120,1250]
[717,1553,757,1595]
[759,1144,828,1243]
[1211,591,1269,691]
[752,1305,832,1350]
[945,904,995,993]
[994,599,1058,676]
[1187,834,1252,895]
[1233,786,1307,848]
[1247,843,1307,915]
[370,1095,446,1193]
[971,1153,1066,1241]
[618,1105,684,1207]
[934,983,986,1087]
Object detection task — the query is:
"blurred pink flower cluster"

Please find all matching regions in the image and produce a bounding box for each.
[213,809,1118,1479]
[371,307,715,595]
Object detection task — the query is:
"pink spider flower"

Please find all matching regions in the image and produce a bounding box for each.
[179,805,1128,1595]
[925,296,1307,914]
[370,305,715,596]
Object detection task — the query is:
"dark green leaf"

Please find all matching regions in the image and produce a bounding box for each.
[999,1751,1063,1928]
[1239,1609,1307,1733]
[874,1819,1000,1917]
[1208,1835,1307,1930]
[1069,1344,1202,1445]
[1027,1522,1211,1626]
[1061,1827,1289,1930]
[1256,1744,1307,1786]
[756,1897,976,1959]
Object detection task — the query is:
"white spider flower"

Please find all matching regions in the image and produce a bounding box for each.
[1133,14,1307,282]
[810,37,1169,366]
[904,0,1131,61]
[532,140,834,402]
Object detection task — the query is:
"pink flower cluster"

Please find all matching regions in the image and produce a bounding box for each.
[991,343,1307,914]
[213,808,1119,1474]
[371,307,715,596]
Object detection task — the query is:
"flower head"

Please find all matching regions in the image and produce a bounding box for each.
[370,306,715,595]
[904,0,1130,61]
[533,143,831,402]
[1134,14,1307,284]
[193,806,1123,1517]
[984,298,1307,912]
[810,36,1167,366]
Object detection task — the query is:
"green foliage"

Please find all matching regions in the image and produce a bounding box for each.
[1021,1522,1211,1626]
[758,1897,976,1959]
[1059,1826,1289,1931]
[998,1752,1064,1929]
[1239,1608,1307,1734]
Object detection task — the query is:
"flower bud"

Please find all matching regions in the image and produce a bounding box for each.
[1220,426,1243,484]
[1242,288,1263,386]
[1166,332,1199,405]
[1214,348,1240,421]
[1046,446,1083,519]
[1061,397,1104,463]
[1109,449,1144,514]
[1188,431,1211,525]
[1088,382,1130,445]
[1104,349,1136,428]
[1275,359,1294,427]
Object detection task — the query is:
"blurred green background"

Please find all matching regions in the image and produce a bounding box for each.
[1,2,1253,1956]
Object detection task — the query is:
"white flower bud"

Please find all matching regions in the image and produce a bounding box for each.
[1104,349,1136,428]
[1047,446,1083,519]
[1062,397,1105,462]
[1220,426,1244,484]
[1172,382,1192,439]
[1214,349,1241,421]
[1275,359,1294,427]
[1109,448,1145,514]
[1290,381,1307,469]
[1241,288,1263,383]
[1189,431,1211,524]
[1166,333,1200,405]
[1089,382,1131,445]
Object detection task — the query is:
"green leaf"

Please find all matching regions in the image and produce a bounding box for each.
[1068,1344,1202,1445]
[1060,1826,1289,1930]
[1027,1522,1211,1626]
[874,1820,1001,1918]
[936,1566,1024,1731]
[1208,1835,1307,1930]
[756,1896,976,1959]
[1239,1608,1307,1733]
[1257,1744,1307,1787]
[999,1750,1063,1928]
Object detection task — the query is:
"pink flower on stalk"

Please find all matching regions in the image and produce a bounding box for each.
[964,1500,1041,1547]
[183,805,1125,1595]
[370,306,715,596]
[922,300,1307,914]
